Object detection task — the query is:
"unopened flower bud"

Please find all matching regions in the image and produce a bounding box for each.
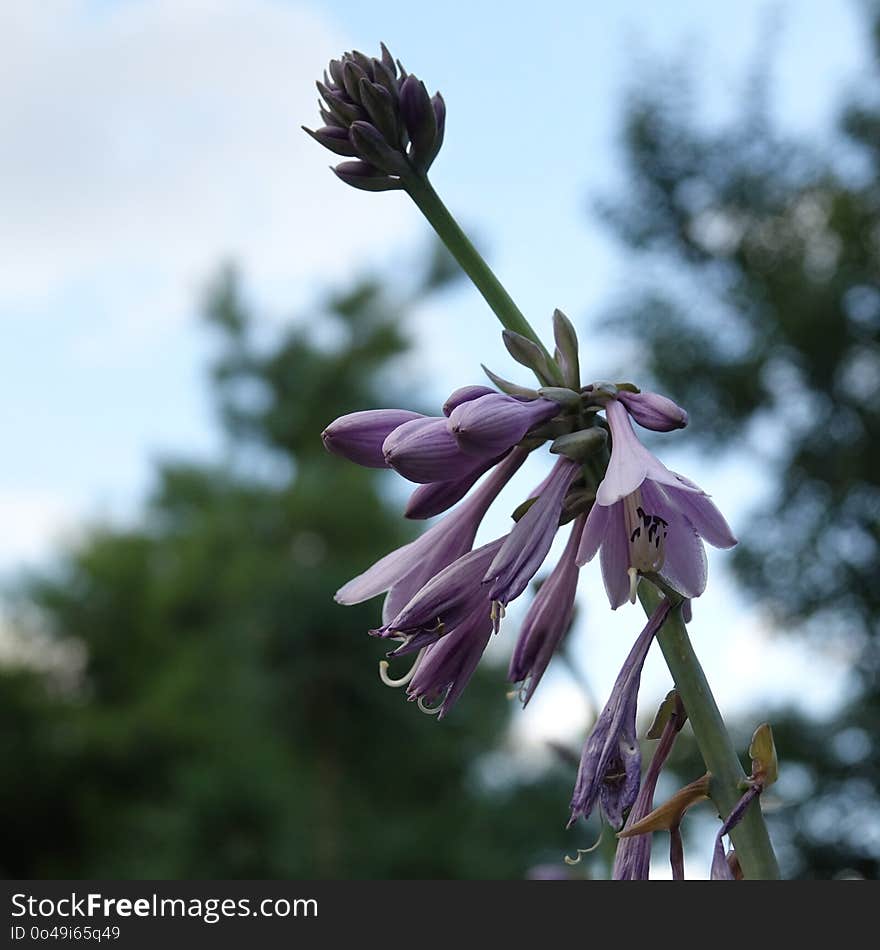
[550,427,608,462]
[305,44,446,191]
[617,390,689,432]
[322,409,423,467]
[552,308,581,389]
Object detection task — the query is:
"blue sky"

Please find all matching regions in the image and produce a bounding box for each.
[0,0,866,802]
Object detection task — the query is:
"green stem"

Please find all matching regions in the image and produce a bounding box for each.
[639,584,780,879]
[407,177,558,374]
[408,174,780,879]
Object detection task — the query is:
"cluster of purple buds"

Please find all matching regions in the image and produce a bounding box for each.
[322,310,738,851]
[303,43,445,191]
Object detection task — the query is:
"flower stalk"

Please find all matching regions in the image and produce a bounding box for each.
[413,172,780,880]
[638,583,780,879]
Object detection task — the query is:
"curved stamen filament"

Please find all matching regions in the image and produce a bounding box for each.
[378,647,426,688]
[417,696,443,715]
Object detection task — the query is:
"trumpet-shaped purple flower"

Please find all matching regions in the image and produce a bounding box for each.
[569,600,671,829]
[484,457,580,607]
[336,447,527,623]
[376,538,505,642]
[405,601,495,717]
[508,514,585,705]
[577,399,736,608]
[447,392,558,457]
[322,408,424,468]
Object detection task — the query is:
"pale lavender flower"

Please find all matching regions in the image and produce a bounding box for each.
[569,600,671,829]
[484,457,581,606]
[508,514,586,705]
[447,392,558,457]
[322,408,423,468]
[617,391,689,432]
[405,601,494,717]
[336,447,527,624]
[577,399,736,608]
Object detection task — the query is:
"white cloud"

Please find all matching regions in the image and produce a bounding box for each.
[0,0,416,329]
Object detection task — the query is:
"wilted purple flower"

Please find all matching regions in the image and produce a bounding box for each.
[508,514,586,705]
[304,44,446,191]
[617,391,689,432]
[382,416,495,483]
[336,447,527,623]
[484,457,581,607]
[448,392,558,457]
[613,692,686,880]
[322,408,423,468]
[577,399,736,608]
[569,600,671,829]
[405,601,494,717]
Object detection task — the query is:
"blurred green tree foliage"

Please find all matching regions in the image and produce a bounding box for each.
[0,248,575,879]
[602,3,880,877]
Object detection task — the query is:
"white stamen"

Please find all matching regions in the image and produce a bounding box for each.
[628,567,640,605]
[564,827,605,865]
[623,487,668,580]
[417,696,443,715]
[378,647,426,688]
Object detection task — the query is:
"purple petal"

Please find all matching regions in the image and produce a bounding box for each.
[442,384,496,417]
[407,603,493,717]
[448,393,558,457]
[597,401,693,506]
[577,500,609,565]
[322,408,423,467]
[383,416,489,483]
[641,480,708,598]
[617,391,688,432]
[508,515,584,704]
[338,448,526,609]
[404,454,501,519]
[665,482,738,549]
[382,538,505,636]
[484,458,580,605]
[598,500,631,610]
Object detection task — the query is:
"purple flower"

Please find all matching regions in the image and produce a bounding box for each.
[404,453,503,519]
[447,392,558,457]
[484,457,581,607]
[335,447,527,624]
[617,391,689,432]
[569,600,671,829]
[508,514,585,705]
[577,399,736,608]
[376,538,505,642]
[405,602,494,717]
[613,692,686,880]
[383,416,495,483]
[322,408,423,468]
